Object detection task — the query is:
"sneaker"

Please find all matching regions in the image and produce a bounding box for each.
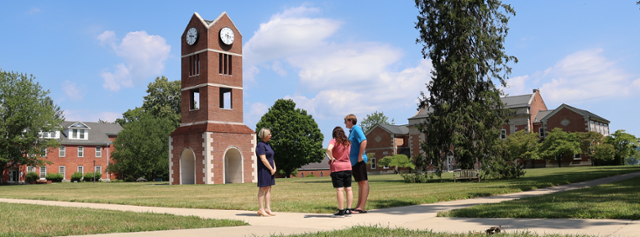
[344,209,352,217]
[332,210,345,218]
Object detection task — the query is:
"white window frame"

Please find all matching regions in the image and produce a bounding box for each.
[59,166,66,180]
[78,146,84,157]
[574,153,581,160]
[95,146,102,157]
[27,166,33,173]
[95,166,102,174]
[371,158,377,170]
[500,129,507,140]
[78,166,84,175]
[40,167,47,179]
[59,146,66,157]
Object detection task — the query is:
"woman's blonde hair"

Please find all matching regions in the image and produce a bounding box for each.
[258,128,271,139]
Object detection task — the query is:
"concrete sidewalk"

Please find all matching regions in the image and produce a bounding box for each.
[2,171,640,237]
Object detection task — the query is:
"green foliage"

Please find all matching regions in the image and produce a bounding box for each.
[306,173,315,178]
[415,0,516,178]
[255,99,324,178]
[25,171,39,182]
[360,111,395,134]
[0,70,64,183]
[109,113,174,181]
[603,130,640,166]
[83,172,102,182]
[592,143,615,165]
[401,173,429,183]
[71,172,83,182]
[116,76,181,127]
[539,128,581,167]
[46,173,64,182]
[378,154,416,173]
[484,130,537,179]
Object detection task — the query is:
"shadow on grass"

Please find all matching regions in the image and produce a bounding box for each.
[369,199,416,209]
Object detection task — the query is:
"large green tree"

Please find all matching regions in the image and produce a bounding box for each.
[255,99,324,178]
[576,131,614,166]
[110,76,180,181]
[497,130,539,175]
[0,70,64,182]
[538,128,581,167]
[108,113,174,181]
[603,130,640,166]
[415,0,517,177]
[360,111,395,134]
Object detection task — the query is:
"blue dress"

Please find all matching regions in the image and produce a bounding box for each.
[256,141,275,187]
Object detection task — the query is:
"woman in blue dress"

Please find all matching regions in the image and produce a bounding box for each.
[256,128,276,217]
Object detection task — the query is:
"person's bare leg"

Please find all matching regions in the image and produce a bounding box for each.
[336,187,345,210]
[265,186,273,214]
[345,187,353,210]
[258,187,267,215]
[355,180,369,211]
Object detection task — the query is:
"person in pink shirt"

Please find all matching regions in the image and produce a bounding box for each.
[327,126,353,218]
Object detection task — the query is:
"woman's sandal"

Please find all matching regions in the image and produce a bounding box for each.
[352,209,368,214]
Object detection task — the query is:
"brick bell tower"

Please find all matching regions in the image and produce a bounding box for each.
[170,12,257,185]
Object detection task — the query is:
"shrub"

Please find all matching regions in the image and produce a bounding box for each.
[25,171,39,182]
[46,173,64,182]
[83,172,102,182]
[306,173,315,177]
[71,172,83,182]
[401,173,430,183]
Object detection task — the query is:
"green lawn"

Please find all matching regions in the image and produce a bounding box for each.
[0,202,247,237]
[438,175,640,220]
[278,226,593,237]
[0,166,638,213]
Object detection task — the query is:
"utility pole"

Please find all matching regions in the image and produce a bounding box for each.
[93,160,96,183]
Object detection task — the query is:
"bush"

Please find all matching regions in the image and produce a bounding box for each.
[306,173,315,177]
[84,172,101,182]
[401,173,429,183]
[71,172,83,182]
[45,173,64,182]
[25,171,39,182]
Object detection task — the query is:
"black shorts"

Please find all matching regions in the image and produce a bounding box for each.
[330,171,352,188]
[352,161,368,182]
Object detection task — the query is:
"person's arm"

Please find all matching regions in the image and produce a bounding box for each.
[358,140,367,162]
[259,154,275,174]
[327,143,335,164]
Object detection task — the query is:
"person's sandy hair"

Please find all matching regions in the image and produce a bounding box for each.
[332,126,350,146]
[258,128,271,140]
[344,114,358,125]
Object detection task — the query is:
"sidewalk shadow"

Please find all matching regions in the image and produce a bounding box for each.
[304,214,334,218]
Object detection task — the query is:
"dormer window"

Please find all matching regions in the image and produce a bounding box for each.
[68,122,90,140]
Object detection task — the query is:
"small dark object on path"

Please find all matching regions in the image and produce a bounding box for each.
[136,177,147,182]
[486,225,502,234]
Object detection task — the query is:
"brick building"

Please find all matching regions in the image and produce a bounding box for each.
[169,12,256,185]
[365,89,610,172]
[2,121,122,184]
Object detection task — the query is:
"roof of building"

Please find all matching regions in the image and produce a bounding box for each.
[61,121,122,146]
[375,124,409,135]
[501,93,535,108]
[408,106,434,120]
[533,110,553,123]
[539,104,610,123]
[298,154,330,171]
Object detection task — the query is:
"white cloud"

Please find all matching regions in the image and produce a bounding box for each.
[244,102,270,128]
[244,6,433,119]
[99,31,170,91]
[537,48,636,104]
[64,110,121,123]
[62,80,85,101]
[502,75,530,96]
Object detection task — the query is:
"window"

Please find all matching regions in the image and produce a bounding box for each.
[190,88,200,110]
[59,146,66,157]
[79,129,85,139]
[78,146,84,157]
[574,153,581,160]
[590,121,595,132]
[40,167,47,179]
[500,129,507,140]
[371,158,377,170]
[78,166,84,175]
[539,127,545,137]
[219,88,232,109]
[96,147,102,157]
[59,166,65,180]
[219,53,232,75]
[95,166,102,174]
[27,166,33,173]
[189,54,200,76]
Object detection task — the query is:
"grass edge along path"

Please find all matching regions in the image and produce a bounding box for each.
[1,166,639,213]
[276,225,595,237]
[0,202,247,237]
[438,176,640,220]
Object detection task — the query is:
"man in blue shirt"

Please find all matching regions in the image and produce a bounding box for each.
[344,114,369,213]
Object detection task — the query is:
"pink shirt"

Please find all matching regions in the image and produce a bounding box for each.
[329,139,352,173]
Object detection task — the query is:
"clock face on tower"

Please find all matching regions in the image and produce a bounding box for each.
[186,27,198,45]
[219,27,234,45]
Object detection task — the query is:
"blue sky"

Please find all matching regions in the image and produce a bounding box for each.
[1,1,639,147]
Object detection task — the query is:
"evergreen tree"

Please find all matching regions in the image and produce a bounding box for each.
[415,0,517,177]
[255,99,324,178]
[0,70,64,182]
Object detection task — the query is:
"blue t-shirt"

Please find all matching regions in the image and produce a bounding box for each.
[348,124,368,165]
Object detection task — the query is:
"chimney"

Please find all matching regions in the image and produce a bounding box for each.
[533,89,538,93]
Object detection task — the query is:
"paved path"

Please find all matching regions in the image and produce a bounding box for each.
[3,171,640,237]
